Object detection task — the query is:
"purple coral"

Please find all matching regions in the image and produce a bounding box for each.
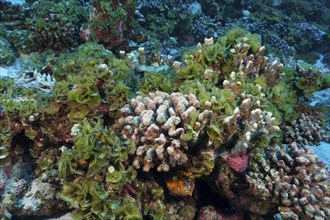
[225,150,248,173]
[197,205,244,220]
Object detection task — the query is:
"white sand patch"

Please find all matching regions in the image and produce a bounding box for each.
[7,0,25,5]
[309,142,330,168]
[0,63,22,79]
[310,88,330,107]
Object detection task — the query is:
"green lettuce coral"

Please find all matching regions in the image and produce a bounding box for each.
[25,0,87,51]
[58,119,138,219]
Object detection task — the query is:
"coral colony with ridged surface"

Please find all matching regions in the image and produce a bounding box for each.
[0,0,329,219]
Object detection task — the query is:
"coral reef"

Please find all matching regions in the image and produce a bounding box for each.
[135,0,203,44]
[211,108,329,219]
[241,0,330,58]
[0,4,329,217]
[0,1,25,24]
[132,0,330,67]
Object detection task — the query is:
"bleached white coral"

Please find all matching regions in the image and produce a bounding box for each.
[223,98,280,156]
[34,70,56,89]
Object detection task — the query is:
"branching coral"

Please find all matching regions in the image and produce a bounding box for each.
[283,111,328,146]
[292,64,329,96]
[213,141,330,219]
[117,91,213,173]
[174,37,283,173]
[217,98,280,172]
[252,143,329,219]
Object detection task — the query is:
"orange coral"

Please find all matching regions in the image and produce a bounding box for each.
[166,176,195,197]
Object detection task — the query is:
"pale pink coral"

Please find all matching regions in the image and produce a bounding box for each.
[117,91,213,172]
